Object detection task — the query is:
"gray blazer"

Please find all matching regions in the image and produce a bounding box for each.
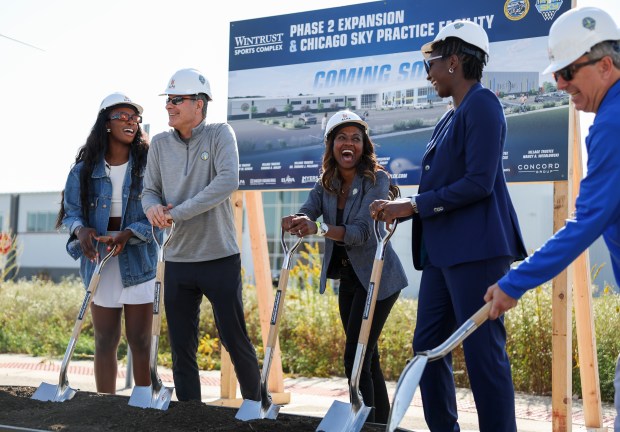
[298,170,408,301]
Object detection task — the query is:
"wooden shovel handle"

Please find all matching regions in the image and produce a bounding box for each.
[472,302,492,327]
[357,258,384,345]
[266,268,290,348]
[151,261,166,335]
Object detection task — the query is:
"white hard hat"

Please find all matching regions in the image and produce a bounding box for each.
[421,20,489,59]
[543,6,620,74]
[324,110,368,142]
[99,92,143,114]
[160,68,213,100]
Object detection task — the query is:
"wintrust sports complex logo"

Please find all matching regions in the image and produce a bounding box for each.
[233,33,285,56]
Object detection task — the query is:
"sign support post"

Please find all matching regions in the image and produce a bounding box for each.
[211,191,289,407]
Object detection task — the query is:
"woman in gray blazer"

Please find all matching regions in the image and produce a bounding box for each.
[282,110,408,424]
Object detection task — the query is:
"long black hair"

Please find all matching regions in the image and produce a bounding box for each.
[55,105,149,230]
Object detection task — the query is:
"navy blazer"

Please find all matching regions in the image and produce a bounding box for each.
[299,170,408,301]
[411,83,527,270]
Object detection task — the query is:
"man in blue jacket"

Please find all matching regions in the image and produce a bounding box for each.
[484,6,620,429]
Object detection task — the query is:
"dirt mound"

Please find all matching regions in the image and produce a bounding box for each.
[0,386,388,431]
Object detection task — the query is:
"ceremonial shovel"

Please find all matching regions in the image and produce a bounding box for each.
[317,219,397,432]
[32,244,117,402]
[128,222,176,410]
[236,227,303,421]
[386,302,492,432]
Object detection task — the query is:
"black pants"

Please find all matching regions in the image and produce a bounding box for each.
[164,254,260,401]
[338,267,400,424]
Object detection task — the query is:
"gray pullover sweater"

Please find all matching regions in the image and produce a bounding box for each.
[142,122,239,262]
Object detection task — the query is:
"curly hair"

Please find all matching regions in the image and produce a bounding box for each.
[321,123,399,199]
[432,36,488,81]
[55,105,149,229]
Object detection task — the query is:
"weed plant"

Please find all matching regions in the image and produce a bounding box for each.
[1,261,619,402]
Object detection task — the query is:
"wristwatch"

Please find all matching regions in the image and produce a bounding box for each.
[410,195,419,214]
[316,221,329,237]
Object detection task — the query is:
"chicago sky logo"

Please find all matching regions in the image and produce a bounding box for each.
[535,0,563,21]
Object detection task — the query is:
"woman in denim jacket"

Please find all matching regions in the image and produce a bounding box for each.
[56,93,159,394]
[282,111,408,424]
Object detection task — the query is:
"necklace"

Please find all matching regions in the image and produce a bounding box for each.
[340,186,350,195]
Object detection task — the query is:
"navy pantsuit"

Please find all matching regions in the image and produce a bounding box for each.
[409,83,527,431]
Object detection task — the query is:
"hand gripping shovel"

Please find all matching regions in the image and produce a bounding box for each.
[128,222,176,410]
[235,227,304,421]
[385,301,492,432]
[32,244,117,402]
[317,219,397,432]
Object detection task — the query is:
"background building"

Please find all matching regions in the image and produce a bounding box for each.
[0,184,615,297]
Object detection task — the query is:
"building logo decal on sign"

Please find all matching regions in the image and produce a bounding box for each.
[535,0,563,21]
[504,0,529,21]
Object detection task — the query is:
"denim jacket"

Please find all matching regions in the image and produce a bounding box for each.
[62,156,159,288]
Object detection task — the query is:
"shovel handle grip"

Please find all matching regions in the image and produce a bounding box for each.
[280,227,303,267]
[472,302,492,327]
[153,220,176,251]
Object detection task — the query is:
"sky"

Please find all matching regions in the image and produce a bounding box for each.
[0,0,618,194]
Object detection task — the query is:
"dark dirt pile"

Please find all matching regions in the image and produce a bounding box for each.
[0,386,390,431]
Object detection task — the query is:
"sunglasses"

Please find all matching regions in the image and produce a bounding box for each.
[166,96,197,105]
[423,54,444,74]
[109,112,142,123]
[553,58,602,82]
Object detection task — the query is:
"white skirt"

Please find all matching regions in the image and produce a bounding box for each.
[92,248,155,308]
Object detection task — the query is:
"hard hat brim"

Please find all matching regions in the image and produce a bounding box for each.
[159,92,212,101]
[324,120,368,142]
[124,102,143,115]
[101,101,143,115]
[420,41,434,58]
[542,59,573,75]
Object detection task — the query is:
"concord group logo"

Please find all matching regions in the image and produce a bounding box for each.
[234,32,285,56]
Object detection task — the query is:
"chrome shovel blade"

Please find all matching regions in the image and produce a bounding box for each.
[316,399,371,432]
[150,384,174,410]
[386,355,428,432]
[31,381,77,402]
[235,396,281,421]
[236,399,260,421]
[128,383,174,410]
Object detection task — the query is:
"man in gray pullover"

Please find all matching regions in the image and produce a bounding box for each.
[142,68,260,403]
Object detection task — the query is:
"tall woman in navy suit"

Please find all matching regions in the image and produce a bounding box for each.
[370,21,527,431]
[282,110,408,424]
